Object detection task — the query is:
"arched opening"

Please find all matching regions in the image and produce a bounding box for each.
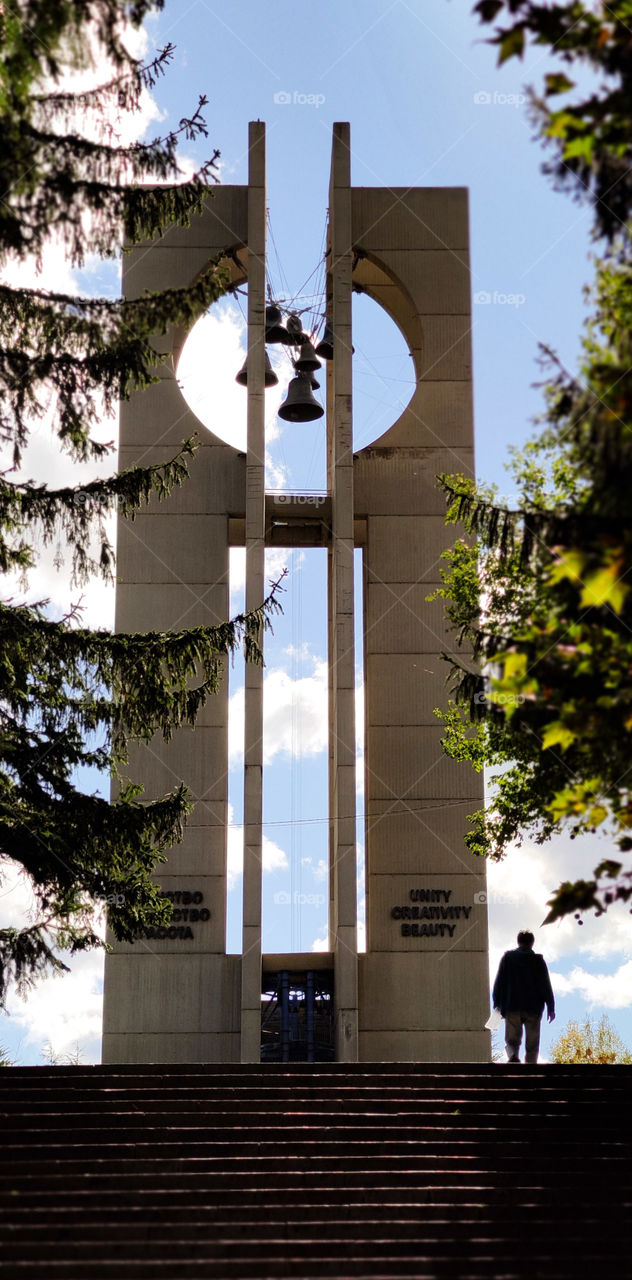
[352,288,416,452]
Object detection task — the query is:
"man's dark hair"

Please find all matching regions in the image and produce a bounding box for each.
[517,930,535,948]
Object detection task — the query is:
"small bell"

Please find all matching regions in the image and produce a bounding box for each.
[293,339,322,373]
[265,303,282,327]
[285,313,304,345]
[315,322,334,360]
[293,363,320,389]
[265,303,292,345]
[278,373,324,422]
[315,322,354,358]
[235,350,279,388]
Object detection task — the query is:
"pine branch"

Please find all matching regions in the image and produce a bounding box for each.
[0,167,219,267]
[0,440,197,584]
[22,95,212,186]
[0,260,230,465]
[0,573,285,756]
[0,2,167,115]
[32,44,176,121]
[0,259,231,350]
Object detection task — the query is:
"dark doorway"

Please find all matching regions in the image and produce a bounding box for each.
[261,969,335,1061]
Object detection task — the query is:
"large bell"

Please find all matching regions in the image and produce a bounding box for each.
[293,339,322,373]
[235,350,279,388]
[315,322,334,360]
[278,373,324,422]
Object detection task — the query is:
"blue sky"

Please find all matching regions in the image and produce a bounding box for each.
[1,0,630,1065]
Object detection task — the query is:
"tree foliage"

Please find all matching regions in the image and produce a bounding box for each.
[0,2,279,1004]
[473,1,632,240]
[551,1013,632,1063]
[434,2,632,923]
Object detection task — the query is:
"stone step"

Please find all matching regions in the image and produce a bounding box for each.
[0,1211,611,1236]
[0,1063,628,1279]
[0,1255,598,1279]
[2,1170,628,1193]
[0,1233,623,1263]
[3,1124,619,1145]
[0,1142,626,1168]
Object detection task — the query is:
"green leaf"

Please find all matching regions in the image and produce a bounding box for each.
[542,721,577,752]
[544,73,575,96]
[498,26,526,65]
[499,651,528,681]
[563,135,594,163]
[549,548,586,585]
[580,565,629,612]
[475,0,504,20]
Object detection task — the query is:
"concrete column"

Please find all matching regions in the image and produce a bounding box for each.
[240,122,266,1062]
[328,123,358,1061]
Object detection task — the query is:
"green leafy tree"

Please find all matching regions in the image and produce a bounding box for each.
[551,1013,632,1063]
[433,2,632,922]
[0,2,279,1004]
[472,0,632,239]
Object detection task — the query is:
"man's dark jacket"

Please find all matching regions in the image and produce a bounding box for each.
[492,946,555,1018]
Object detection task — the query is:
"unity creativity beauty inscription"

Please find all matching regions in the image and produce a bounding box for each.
[391,887,477,940]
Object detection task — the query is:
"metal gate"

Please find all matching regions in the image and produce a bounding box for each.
[260,970,335,1062]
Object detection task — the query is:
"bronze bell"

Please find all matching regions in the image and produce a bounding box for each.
[278,373,324,422]
[293,362,320,389]
[235,350,279,387]
[265,303,282,326]
[315,323,354,357]
[285,312,304,345]
[315,322,334,360]
[265,303,292,345]
[293,339,322,373]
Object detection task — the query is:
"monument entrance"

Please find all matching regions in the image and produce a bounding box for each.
[102,122,489,1064]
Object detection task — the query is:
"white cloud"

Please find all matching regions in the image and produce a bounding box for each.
[0,860,104,1063]
[262,658,328,763]
[229,651,328,768]
[485,833,632,988]
[550,961,632,1010]
[356,679,365,796]
[5,950,104,1063]
[229,546,289,612]
[226,803,289,891]
[303,856,328,884]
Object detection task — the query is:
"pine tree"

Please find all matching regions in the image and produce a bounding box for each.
[0,3,280,1003]
[433,3,632,923]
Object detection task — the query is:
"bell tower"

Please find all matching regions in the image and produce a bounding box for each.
[102,122,489,1065]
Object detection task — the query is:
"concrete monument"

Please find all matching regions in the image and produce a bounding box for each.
[102,122,489,1064]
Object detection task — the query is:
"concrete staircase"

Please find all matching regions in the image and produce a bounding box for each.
[0,1062,630,1278]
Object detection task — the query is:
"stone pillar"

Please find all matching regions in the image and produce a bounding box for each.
[350,184,490,1061]
[101,185,249,1064]
[327,123,358,1061]
[240,122,266,1062]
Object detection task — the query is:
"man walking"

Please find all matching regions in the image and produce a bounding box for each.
[492,930,555,1063]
